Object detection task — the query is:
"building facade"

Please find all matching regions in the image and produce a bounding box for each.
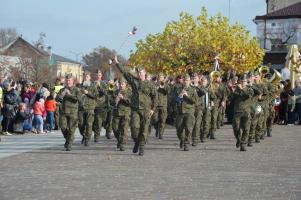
[0,37,83,83]
[254,1,301,68]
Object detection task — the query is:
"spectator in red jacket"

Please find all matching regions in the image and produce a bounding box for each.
[45,93,57,133]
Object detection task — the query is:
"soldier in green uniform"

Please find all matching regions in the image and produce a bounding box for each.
[247,71,263,147]
[209,77,220,139]
[114,56,157,156]
[191,73,206,146]
[93,70,108,143]
[105,79,117,139]
[265,79,275,137]
[153,73,169,139]
[78,72,97,146]
[216,77,228,129]
[112,78,132,151]
[53,77,64,130]
[230,74,254,151]
[56,74,82,151]
[175,74,197,151]
[200,76,212,143]
[254,77,269,143]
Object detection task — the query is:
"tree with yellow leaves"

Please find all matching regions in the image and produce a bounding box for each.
[129,7,264,75]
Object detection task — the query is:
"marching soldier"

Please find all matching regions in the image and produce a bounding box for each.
[216,77,228,129]
[247,71,263,147]
[56,74,81,151]
[153,73,169,139]
[191,73,206,146]
[78,72,97,146]
[230,74,254,151]
[93,70,108,143]
[175,74,197,151]
[105,79,117,139]
[208,76,219,139]
[200,76,211,143]
[114,56,157,156]
[112,78,132,151]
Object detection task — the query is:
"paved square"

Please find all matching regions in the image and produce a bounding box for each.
[0,125,300,200]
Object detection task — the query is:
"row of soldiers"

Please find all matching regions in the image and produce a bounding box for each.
[56,56,275,154]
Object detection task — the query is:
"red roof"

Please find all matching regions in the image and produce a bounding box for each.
[255,2,301,20]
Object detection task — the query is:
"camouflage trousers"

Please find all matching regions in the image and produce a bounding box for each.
[200,107,211,140]
[152,107,168,137]
[217,105,226,129]
[232,112,251,145]
[210,106,218,135]
[192,106,204,144]
[60,113,78,148]
[112,114,130,146]
[78,110,94,142]
[130,109,152,147]
[176,112,195,145]
[266,104,275,135]
[93,109,107,141]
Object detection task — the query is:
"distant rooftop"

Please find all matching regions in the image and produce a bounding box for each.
[255,2,301,20]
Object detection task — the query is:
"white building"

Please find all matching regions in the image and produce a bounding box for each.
[254,1,301,69]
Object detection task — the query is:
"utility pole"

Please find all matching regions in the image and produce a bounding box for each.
[228,0,231,23]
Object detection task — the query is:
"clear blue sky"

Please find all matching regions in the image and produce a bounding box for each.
[0,0,266,60]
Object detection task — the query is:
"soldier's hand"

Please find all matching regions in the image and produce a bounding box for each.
[84,89,88,94]
[114,55,119,64]
[118,93,124,99]
[149,110,154,118]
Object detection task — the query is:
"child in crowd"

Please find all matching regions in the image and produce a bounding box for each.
[33,98,45,134]
[13,103,31,133]
[45,92,57,133]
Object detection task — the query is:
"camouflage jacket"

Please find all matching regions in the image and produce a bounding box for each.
[56,86,81,114]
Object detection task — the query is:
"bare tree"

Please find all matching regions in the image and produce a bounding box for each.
[0,28,18,47]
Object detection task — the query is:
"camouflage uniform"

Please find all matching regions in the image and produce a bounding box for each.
[78,82,97,146]
[248,83,262,146]
[175,80,197,151]
[153,82,169,139]
[115,64,157,156]
[230,83,254,151]
[217,84,228,129]
[56,86,82,151]
[192,84,206,146]
[265,82,275,137]
[112,86,132,151]
[200,86,211,142]
[105,86,116,139]
[209,84,219,139]
[93,81,108,142]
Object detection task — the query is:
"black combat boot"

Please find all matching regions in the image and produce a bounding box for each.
[132,142,139,153]
[138,146,144,156]
[179,141,184,149]
[260,134,265,140]
[184,143,189,151]
[158,134,163,139]
[240,144,246,151]
[192,141,198,146]
[94,136,100,143]
[81,137,85,144]
[210,133,216,140]
[255,136,260,143]
[120,145,125,151]
[84,140,89,147]
[236,140,240,148]
[64,141,69,148]
[267,130,272,137]
[247,141,253,147]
